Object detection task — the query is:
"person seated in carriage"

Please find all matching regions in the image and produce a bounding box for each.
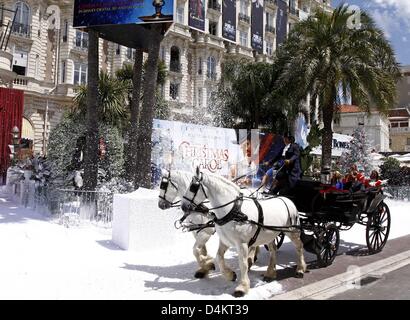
[364,170,383,188]
[261,135,302,196]
[331,171,344,190]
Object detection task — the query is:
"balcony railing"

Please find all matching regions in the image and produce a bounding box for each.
[170,60,181,73]
[208,1,221,11]
[390,127,410,133]
[13,75,28,86]
[11,23,31,38]
[73,38,88,51]
[265,25,276,34]
[289,6,299,16]
[238,13,251,24]
[206,71,217,81]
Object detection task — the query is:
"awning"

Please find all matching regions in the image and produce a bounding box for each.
[310,133,353,157]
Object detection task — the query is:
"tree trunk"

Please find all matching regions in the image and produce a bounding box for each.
[321,103,334,171]
[125,48,143,185]
[83,29,99,191]
[135,25,163,188]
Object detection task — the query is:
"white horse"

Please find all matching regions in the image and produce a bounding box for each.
[158,170,260,279]
[181,168,307,297]
[158,170,217,278]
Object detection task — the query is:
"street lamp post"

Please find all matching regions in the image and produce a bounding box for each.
[11,126,20,166]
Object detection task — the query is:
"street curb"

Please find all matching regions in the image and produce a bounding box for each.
[271,250,410,300]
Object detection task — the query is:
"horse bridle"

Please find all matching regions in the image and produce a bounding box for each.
[182,173,210,210]
[159,173,180,207]
[183,173,242,216]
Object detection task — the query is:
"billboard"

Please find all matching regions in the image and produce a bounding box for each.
[73,0,174,49]
[151,119,241,185]
[222,0,236,42]
[251,0,264,53]
[73,0,174,27]
[276,0,288,49]
[188,0,206,32]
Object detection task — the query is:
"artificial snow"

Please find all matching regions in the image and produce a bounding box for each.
[0,188,409,300]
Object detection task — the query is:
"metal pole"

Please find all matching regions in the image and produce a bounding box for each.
[43,93,49,156]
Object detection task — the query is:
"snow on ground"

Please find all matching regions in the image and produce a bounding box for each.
[0,189,409,300]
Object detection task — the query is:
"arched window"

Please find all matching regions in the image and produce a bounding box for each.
[170,46,181,72]
[13,2,31,36]
[207,56,216,80]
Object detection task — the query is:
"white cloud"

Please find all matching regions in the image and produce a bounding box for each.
[403,36,408,42]
[372,0,410,20]
[370,8,401,38]
[361,0,410,39]
[373,0,410,12]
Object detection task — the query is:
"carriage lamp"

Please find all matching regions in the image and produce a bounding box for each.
[153,0,165,17]
[320,166,331,185]
[11,126,20,166]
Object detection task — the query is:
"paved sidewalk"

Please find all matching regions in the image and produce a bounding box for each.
[270,234,410,298]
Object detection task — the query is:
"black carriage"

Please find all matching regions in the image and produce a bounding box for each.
[284,178,391,267]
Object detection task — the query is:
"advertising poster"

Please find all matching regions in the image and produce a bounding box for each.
[151,119,240,182]
[188,0,206,32]
[276,0,288,49]
[222,0,236,42]
[73,0,174,27]
[251,0,264,53]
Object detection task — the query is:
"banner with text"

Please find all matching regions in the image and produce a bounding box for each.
[251,0,264,53]
[222,0,237,42]
[189,0,206,32]
[152,120,240,180]
[276,0,288,49]
[73,0,174,27]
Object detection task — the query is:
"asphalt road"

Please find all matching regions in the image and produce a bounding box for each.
[330,264,410,300]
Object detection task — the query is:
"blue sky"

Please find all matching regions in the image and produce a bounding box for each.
[332,0,410,66]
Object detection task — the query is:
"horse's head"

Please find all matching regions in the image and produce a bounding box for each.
[158,169,180,210]
[181,167,209,212]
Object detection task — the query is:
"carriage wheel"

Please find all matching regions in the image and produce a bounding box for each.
[317,224,340,267]
[366,202,391,254]
[264,232,285,251]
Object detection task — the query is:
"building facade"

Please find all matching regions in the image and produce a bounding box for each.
[396,65,410,109]
[388,66,410,152]
[389,108,410,152]
[0,0,332,156]
[333,105,391,152]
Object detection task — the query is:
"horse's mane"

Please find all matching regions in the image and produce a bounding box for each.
[202,172,241,195]
[170,170,194,195]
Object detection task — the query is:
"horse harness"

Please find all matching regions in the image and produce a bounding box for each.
[209,195,263,247]
[209,195,302,247]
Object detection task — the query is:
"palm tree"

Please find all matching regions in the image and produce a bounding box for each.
[124,48,143,182]
[213,58,302,132]
[115,56,168,183]
[73,71,128,128]
[135,25,164,188]
[83,29,99,191]
[275,5,401,170]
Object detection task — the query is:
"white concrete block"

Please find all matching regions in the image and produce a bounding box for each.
[112,188,184,252]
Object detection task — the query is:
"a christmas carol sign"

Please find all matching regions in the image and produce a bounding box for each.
[152,119,240,176]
